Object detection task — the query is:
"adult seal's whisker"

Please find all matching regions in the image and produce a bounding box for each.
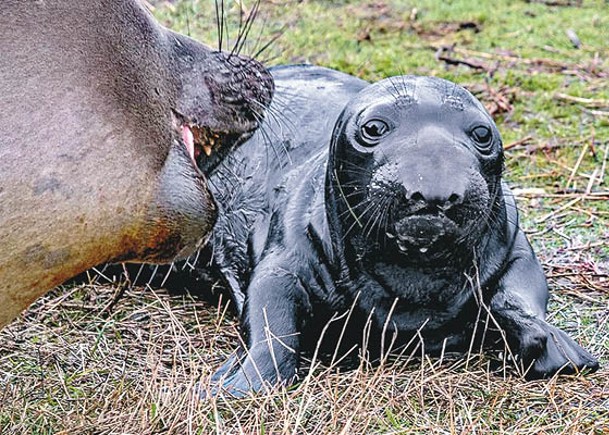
[0,0,274,328]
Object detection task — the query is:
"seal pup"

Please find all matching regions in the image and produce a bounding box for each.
[193,65,598,396]
[0,0,273,327]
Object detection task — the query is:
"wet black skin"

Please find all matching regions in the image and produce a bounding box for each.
[200,65,598,396]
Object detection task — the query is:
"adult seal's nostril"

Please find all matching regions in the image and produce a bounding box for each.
[0,0,273,328]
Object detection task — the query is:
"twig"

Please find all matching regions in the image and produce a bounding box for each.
[599,143,608,188]
[100,264,130,316]
[555,93,609,108]
[504,136,533,151]
[451,47,570,69]
[582,108,609,117]
[525,0,582,7]
[566,139,590,190]
[435,47,488,71]
[535,196,582,223]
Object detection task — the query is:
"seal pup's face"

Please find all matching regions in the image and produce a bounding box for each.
[328,76,504,264]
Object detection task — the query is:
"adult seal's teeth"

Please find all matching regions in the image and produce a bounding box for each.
[419,247,429,253]
[203,144,213,156]
[182,125,196,162]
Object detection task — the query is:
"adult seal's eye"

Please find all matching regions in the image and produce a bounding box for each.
[360,119,390,146]
[471,125,493,153]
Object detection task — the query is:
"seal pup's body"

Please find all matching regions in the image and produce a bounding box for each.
[0,0,273,327]
[206,66,597,395]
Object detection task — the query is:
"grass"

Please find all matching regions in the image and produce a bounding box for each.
[1,0,608,433]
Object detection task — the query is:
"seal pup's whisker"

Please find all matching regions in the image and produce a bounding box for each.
[370,195,395,243]
[337,196,370,235]
[385,75,413,106]
[353,198,383,236]
[334,171,364,231]
[160,66,600,397]
[355,191,394,243]
[341,159,376,177]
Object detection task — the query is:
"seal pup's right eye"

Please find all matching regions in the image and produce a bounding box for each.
[360,119,390,146]
[470,125,494,153]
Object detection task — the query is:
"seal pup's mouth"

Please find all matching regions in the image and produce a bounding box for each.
[387,214,459,254]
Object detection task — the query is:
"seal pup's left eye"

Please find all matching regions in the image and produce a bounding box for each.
[360,119,390,146]
[471,125,493,152]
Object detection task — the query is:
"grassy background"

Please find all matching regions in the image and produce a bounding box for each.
[1,0,608,433]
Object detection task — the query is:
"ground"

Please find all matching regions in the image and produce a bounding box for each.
[1,0,608,433]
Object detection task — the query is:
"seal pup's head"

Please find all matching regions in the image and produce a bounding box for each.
[326,76,504,265]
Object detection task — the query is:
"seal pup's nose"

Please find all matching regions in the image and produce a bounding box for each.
[407,188,464,212]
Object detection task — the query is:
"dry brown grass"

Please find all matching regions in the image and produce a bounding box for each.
[1,249,607,434]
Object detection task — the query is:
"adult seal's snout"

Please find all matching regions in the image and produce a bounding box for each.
[170,35,274,174]
[0,0,273,327]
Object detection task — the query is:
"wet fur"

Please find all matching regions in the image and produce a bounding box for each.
[187,65,599,397]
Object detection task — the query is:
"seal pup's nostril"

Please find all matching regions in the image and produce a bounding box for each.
[448,193,462,205]
[409,191,425,203]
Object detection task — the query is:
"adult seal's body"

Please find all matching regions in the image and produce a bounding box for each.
[196,65,598,396]
[0,0,273,327]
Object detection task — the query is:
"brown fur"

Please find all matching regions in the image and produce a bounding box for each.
[0,0,273,326]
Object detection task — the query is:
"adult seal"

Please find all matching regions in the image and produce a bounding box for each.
[0,0,273,327]
[192,65,598,396]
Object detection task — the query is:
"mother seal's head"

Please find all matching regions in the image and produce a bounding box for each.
[327,76,503,265]
[0,0,273,327]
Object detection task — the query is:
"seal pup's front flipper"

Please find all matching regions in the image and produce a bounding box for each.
[489,229,598,379]
[206,252,311,397]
